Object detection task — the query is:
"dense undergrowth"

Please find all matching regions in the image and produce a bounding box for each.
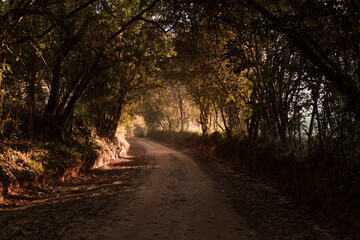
[0,137,94,200]
[0,134,126,202]
[147,131,360,232]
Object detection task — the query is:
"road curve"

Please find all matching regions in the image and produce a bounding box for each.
[108,137,255,239]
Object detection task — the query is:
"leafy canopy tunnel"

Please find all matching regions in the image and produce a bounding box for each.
[0,0,359,171]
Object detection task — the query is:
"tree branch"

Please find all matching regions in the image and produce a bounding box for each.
[108,0,161,42]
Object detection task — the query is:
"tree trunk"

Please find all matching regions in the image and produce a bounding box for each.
[61,53,102,124]
[308,103,316,158]
[45,57,62,118]
[200,108,208,135]
[297,112,303,153]
[27,55,37,138]
[44,38,79,134]
[248,107,258,138]
[0,51,6,137]
[177,87,184,132]
[315,104,324,159]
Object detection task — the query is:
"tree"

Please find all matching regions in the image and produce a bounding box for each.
[83,22,168,139]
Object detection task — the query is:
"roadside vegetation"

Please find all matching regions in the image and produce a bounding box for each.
[0,137,96,200]
[147,131,360,232]
[1,0,359,233]
[0,0,168,200]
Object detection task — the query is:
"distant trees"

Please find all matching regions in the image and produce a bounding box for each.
[2,0,360,168]
[215,0,360,162]
[243,0,360,121]
[139,0,360,169]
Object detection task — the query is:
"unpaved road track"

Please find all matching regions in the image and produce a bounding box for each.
[107,137,253,239]
[0,137,347,239]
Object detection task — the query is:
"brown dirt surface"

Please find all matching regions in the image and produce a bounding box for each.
[0,137,353,239]
[188,148,352,240]
[0,139,151,240]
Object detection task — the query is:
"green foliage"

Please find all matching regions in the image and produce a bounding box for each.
[137,1,360,230]
[1,0,360,229]
[0,63,11,76]
[0,0,172,140]
[0,136,98,184]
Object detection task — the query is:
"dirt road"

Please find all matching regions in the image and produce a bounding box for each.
[0,137,346,239]
[107,137,254,239]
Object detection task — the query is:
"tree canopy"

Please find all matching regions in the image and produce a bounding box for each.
[0,0,359,166]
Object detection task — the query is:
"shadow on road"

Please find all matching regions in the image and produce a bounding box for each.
[0,139,153,240]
